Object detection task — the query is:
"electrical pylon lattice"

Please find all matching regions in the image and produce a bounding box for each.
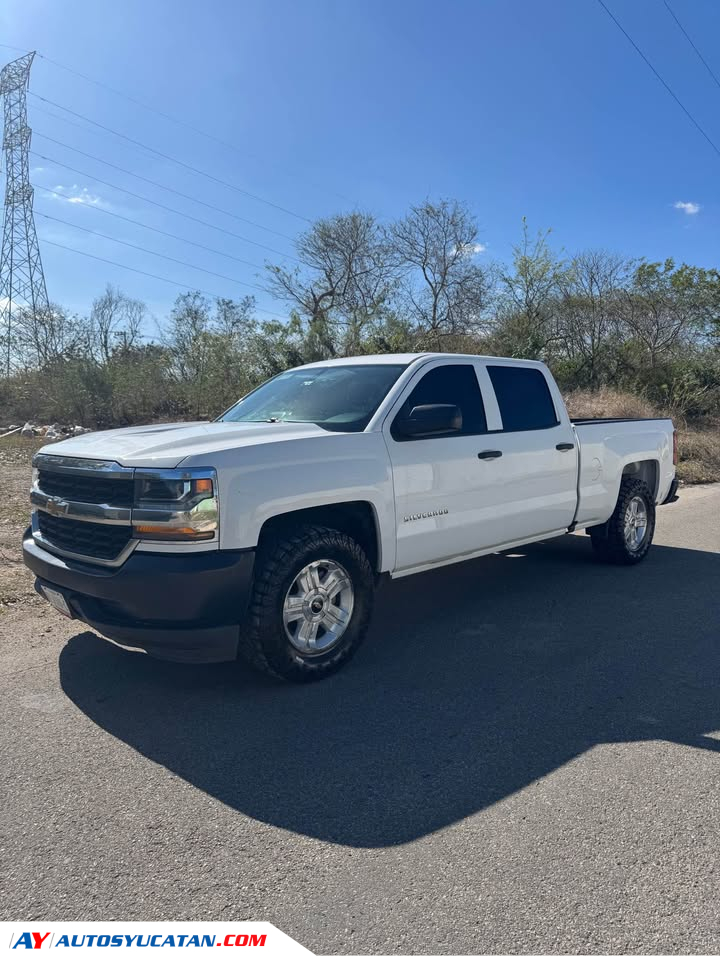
[0,52,49,374]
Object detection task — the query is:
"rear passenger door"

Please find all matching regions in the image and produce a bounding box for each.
[479,363,578,543]
[385,360,505,573]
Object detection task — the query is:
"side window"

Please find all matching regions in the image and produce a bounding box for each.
[392,364,486,439]
[487,365,559,431]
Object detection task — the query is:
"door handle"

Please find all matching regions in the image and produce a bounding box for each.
[556,442,575,451]
[477,450,503,460]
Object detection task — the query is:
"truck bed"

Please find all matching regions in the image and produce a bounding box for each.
[572,415,675,524]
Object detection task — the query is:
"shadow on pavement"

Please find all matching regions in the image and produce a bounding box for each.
[59,535,720,847]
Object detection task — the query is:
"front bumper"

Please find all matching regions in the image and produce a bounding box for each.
[23,531,254,663]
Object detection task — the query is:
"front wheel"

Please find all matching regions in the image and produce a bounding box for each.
[240,524,374,681]
[591,477,656,565]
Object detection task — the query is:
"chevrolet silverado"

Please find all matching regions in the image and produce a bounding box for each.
[23,353,678,681]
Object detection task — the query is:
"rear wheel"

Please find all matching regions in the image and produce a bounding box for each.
[591,477,655,565]
[240,524,374,681]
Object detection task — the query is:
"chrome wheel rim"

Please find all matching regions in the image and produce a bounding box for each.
[624,496,648,551]
[283,559,354,655]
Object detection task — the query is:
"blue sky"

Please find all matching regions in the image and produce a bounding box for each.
[1,0,719,326]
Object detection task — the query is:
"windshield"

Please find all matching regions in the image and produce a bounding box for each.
[218,364,407,432]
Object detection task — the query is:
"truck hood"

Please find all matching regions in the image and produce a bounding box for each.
[38,420,338,468]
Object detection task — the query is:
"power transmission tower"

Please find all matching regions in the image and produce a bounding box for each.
[0,52,49,375]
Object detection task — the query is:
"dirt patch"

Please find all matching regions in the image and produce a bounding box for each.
[0,436,43,607]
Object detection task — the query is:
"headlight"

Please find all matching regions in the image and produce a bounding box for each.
[132,468,218,542]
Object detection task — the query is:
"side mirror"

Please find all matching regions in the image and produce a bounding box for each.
[394,403,462,439]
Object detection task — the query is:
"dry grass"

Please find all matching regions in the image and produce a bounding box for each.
[677,426,720,484]
[565,388,720,485]
[564,388,663,421]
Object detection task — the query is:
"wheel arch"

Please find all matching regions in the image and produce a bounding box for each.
[621,458,659,501]
[256,500,383,573]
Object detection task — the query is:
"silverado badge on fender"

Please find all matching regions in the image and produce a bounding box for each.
[403,508,449,522]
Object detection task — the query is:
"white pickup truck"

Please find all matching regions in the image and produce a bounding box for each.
[23,353,678,681]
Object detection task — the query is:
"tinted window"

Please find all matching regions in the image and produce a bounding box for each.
[487,365,558,431]
[393,364,486,439]
[219,364,406,432]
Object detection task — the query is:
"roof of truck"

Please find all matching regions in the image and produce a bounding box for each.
[298,353,428,367]
[297,353,545,368]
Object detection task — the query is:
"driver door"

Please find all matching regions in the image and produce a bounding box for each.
[385,360,503,573]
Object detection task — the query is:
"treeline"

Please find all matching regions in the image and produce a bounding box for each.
[1,200,720,428]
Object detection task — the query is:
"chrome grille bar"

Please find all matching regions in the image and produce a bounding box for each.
[30,489,132,525]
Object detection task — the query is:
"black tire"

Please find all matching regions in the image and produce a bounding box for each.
[591,477,656,565]
[239,524,374,682]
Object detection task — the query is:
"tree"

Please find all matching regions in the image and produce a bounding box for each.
[12,303,86,370]
[162,291,264,418]
[620,260,720,367]
[389,199,489,349]
[492,220,566,360]
[266,212,397,358]
[87,285,145,362]
[557,250,629,387]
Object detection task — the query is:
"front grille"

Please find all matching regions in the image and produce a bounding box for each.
[37,469,134,508]
[37,513,132,561]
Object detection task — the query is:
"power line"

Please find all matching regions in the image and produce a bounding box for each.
[596,0,720,161]
[29,92,312,224]
[40,237,290,318]
[39,186,266,271]
[32,150,304,264]
[32,103,298,244]
[663,0,720,93]
[37,211,269,294]
[0,42,352,205]
[34,131,298,242]
[0,43,29,57]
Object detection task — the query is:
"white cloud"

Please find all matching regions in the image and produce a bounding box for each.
[674,200,700,215]
[455,241,488,258]
[50,183,106,207]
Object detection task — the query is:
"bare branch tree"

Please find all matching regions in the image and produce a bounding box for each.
[13,303,86,369]
[557,250,629,385]
[389,199,489,349]
[88,285,145,361]
[266,212,397,357]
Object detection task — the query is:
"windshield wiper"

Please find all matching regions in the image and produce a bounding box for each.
[219,417,285,423]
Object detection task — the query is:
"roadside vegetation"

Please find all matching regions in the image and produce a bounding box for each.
[564,389,720,484]
[1,202,718,482]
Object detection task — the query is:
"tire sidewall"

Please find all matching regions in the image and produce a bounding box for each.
[612,479,656,563]
[254,529,373,680]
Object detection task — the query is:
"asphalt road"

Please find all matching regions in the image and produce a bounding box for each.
[1,485,719,954]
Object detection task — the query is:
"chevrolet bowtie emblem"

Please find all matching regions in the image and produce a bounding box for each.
[44,497,69,517]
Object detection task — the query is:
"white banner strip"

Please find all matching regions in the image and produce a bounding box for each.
[0,924,312,959]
